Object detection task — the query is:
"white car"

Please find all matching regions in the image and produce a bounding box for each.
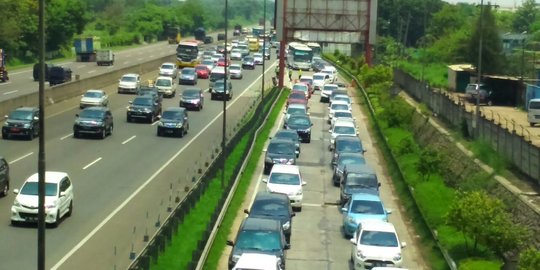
[350,220,406,270]
[211,53,222,63]
[330,94,351,105]
[230,49,243,60]
[263,164,306,211]
[321,67,337,83]
[312,72,330,91]
[158,62,178,78]
[80,89,108,109]
[233,253,283,270]
[330,118,358,145]
[201,59,215,71]
[329,100,352,121]
[320,84,338,103]
[118,73,140,94]
[253,53,264,65]
[11,171,74,227]
[154,76,176,98]
[229,64,243,79]
[331,109,354,126]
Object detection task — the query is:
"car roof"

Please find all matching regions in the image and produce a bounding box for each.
[300,75,313,80]
[86,89,105,93]
[163,107,185,112]
[324,84,338,88]
[313,72,326,77]
[530,98,540,103]
[26,171,68,184]
[331,100,350,106]
[270,164,300,174]
[230,64,241,68]
[122,73,139,77]
[351,192,382,201]
[338,152,364,159]
[156,76,172,80]
[233,253,280,270]
[182,67,195,71]
[161,62,175,66]
[14,107,37,112]
[334,119,356,127]
[333,109,352,114]
[275,129,299,136]
[287,103,307,109]
[344,164,375,174]
[82,106,108,112]
[241,217,281,231]
[360,220,397,233]
[269,138,296,145]
[336,136,361,142]
[293,83,308,87]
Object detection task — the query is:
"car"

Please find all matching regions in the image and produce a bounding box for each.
[263,164,306,211]
[209,66,227,90]
[157,107,189,137]
[331,110,355,127]
[286,91,308,107]
[260,46,271,59]
[48,66,72,86]
[465,83,492,105]
[242,56,256,69]
[155,76,176,98]
[179,67,198,85]
[312,72,330,91]
[241,27,249,34]
[284,114,313,143]
[320,84,339,103]
[330,94,352,107]
[73,107,114,139]
[230,49,243,60]
[273,129,301,156]
[321,66,338,83]
[292,83,311,99]
[232,29,241,37]
[79,89,109,109]
[159,62,178,78]
[331,136,366,166]
[237,44,250,57]
[350,220,406,269]
[253,53,264,65]
[201,59,215,71]
[299,76,314,94]
[332,152,366,185]
[118,73,140,94]
[211,53,222,63]
[330,119,358,145]
[0,156,10,197]
[229,64,243,79]
[329,100,352,121]
[340,164,380,203]
[342,193,391,238]
[227,217,289,270]
[284,103,308,121]
[244,192,295,243]
[126,95,162,123]
[263,139,298,174]
[179,88,204,111]
[138,85,163,103]
[11,171,74,227]
[217,33,226,41]
[217,57,231,67]
[195,64,210,79]
[211,79,233,100]
[2,107,39,140]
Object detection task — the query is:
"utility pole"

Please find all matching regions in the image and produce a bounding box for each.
[221,0,229,189]
[37,0,46,268]
[474,0,484,137]
[262,0,267,99]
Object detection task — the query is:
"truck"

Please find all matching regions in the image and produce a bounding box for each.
[166,26,181,44]
[194,27,206,42]
[0,49,8,83]
[233,24,242,36]
[74,36,101,62]
[96,50,114,66]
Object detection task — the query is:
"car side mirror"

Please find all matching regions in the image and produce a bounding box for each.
[59,191,66,197]
[262,148,267,152]
[226,240,234,246]
[307,112,310,115]
[128,101,133,104]
[311,123,313,126]
[378,182,381,187]
[291,213,296,217]
[386,209,393,214]
[302,181,307,186]
[75,114,79,117]
[33,116,39,121]
[13,189,19,194]
[401,242,407,248]
[243,209,250,214]
[4,115,8,119]
[341,207,347,213]
[350,238,356,245]
[262,178,268,183]
[284,243,291,250]
[328,129,332,132]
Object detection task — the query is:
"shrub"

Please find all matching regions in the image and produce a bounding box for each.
[519,248,540,270]
[458,258,501,270]
[380,99,415,128]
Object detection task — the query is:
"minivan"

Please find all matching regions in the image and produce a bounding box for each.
[528,98,540,126]
[340,164,380,205]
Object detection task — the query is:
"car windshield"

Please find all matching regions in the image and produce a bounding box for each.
[334,126,355,135]
[360,230,398,247]
[202,60,214,66]
[313,75,325,80]
[347,173,378,188]
[84,91,103,98]
[183,90,200,98]
[268,142,294,155]
[324,85,338,91]
[244,57,254,62]
[269,172,301,185]
[293,85,308,91]
[331,104,349,111]
[133,98,153,106]
[182,69,195,75]
[289,93,305,99]
[338,156,366,167]
[232,49,241,54]
[20,182,57,196]
[162,110,183,120]
[350,200,385,214]
[275,132,297,141]
[214,82,226,90]
[287,107,306,115]
[155,79,171,87]
[254,53,262,58]
[8,110,33,121]
[79,109,105,119]
[238,45,248,51]
[235,230,282,251]
[230,66,241,71]
[334,112,352,118]
[336,140,363,152]
[251,200,289,217]
[288,116,310,126]
[334,96,350,103]
[161,64,174,69]
[121,76,137,82]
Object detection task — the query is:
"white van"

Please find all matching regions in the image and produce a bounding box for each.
[528,98,540,126]
[209,66,227,91]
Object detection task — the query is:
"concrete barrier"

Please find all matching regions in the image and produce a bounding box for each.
[0,54,175,117]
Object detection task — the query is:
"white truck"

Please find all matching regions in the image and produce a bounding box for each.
[96,50,114,66]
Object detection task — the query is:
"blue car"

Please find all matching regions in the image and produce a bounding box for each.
[341,193,391,238]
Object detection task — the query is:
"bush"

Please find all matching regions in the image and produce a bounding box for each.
[458,258,502,270]
[519,248,540,270]
[380,99,415,128]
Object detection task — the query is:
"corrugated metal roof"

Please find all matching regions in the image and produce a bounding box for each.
[448,64,475,71]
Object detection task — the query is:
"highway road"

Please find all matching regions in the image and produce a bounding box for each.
[219,74,427,269]
[0,48,277,269]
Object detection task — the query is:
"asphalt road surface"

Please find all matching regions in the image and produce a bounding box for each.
[0,50,278,269]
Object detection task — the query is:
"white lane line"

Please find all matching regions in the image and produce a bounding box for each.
[121,135,136,145]
[60,133,73,140]
[151,120,159,126]
[303,203,322,207]
[3,90,18,95]
[88,70,96,74]
[51,62,278,270]
[9,152,34,164]
[0,81,12,86]
[82,157,102,170]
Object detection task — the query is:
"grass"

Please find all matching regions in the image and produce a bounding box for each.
[398,61,448,89]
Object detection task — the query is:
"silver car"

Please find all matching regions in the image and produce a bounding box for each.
[80,89,109,109]
[159,62,178,78]
[229,64,243,79]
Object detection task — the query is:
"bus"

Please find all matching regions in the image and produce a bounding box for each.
[286,42,313,70]
[252,26,264,38]
[306,42,321,56]
[176,40,202,68]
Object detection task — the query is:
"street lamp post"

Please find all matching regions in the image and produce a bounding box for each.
[261,0,267,100]
[221,0,229,189]
[475,0,485,137]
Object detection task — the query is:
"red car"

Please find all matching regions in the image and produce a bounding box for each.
[216,57,231,67]
[299,77,314,94]
[195,65,210,79]
[287,90,308,107]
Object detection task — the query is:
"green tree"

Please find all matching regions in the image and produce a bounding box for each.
[417,147,442,181]
[467,4,504,75]
[46,0,90,52]
[512,0,539,33]
[519,248,540,270]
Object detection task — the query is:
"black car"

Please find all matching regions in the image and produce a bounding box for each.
[48,66,72,86]
[2,107,39,140]
[211,79,233,100]
[179,67,198,85]
[126,95,162,123]
[138,86,163,103]
[157,107,189,137]
[233,29,241,36]
[244,192,295,243]
[273,129,301,157]
[284,114,313,143]
[203,36,214,44]
[330,136,365,166]
[33,63,52,81]
[217,33,226,41]
[0,156,9,196]
[340,164,380,205]
[263,138,297,174]
[242,56,255,70]
[179,88,204,110]
[73,107,114,139]
[227,217,289,270]
[332,152,366,186]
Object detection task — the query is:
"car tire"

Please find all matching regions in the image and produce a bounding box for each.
[73,131,80,138]
[108,125,113,135]
[1,181,9,197]
[100,129,106,139]
[179,128,184,138]
[487,100,493,106]
[263,165,269,175]
[530,122,535,127]
[66,201,73,217]
[127,116,132,123]
[2,131,8,140]
[52,210,60,228]
[11,220,19,227]
[306,136,311,143]
[28,129,34,140]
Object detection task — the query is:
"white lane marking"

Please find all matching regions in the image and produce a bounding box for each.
[0,81,12,86]
[151,120,159,126]
[82,157,102,170]
[9,152,34,164]
[60,133,73,140]
[88,70,96,74]
[3,90,18,95]
[121,135,136,145]
[303,203,322,207]
[9,70,30,75]
[51,62,278,270]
